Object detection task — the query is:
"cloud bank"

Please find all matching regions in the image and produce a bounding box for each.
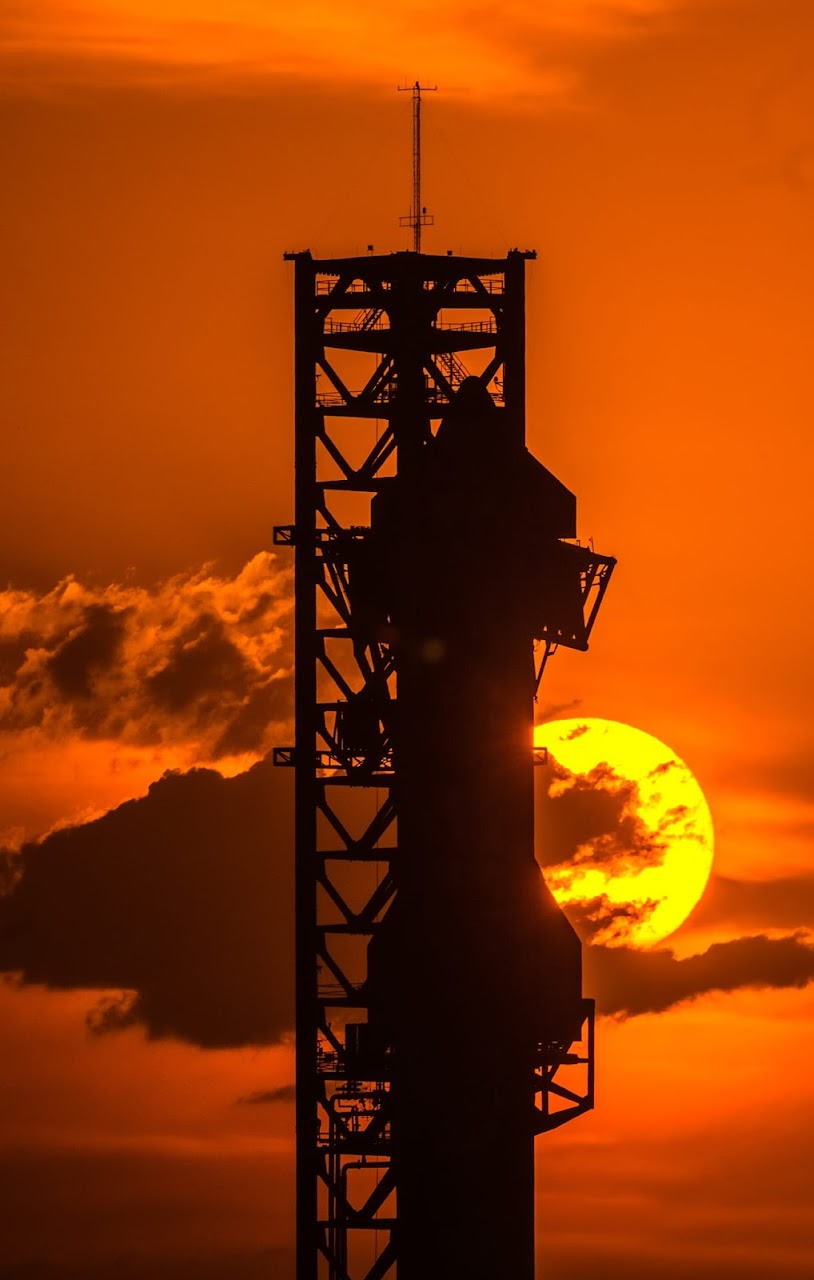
[1,758,812,1048]
[586,932,814,1017]
[0,758,294,1047]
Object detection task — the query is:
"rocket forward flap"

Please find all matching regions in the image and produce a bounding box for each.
[348,376,610,659]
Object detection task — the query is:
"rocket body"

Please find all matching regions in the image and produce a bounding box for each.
[359,380,584,1279]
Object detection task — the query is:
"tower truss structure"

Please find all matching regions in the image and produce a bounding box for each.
[276,248,614,1280]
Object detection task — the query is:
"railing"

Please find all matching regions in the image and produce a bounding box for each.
[434,318,497,333]
[318,980,366,1002]
[451,277,504,294]
[316,278,375,296]
[315,373,507,408]
[316,383,398,407]
[325,309,388,334]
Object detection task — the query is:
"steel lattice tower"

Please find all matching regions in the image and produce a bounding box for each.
[275,247,614,1280]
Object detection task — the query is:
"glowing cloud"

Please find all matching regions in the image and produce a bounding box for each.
[0,0,699,97]
[0,553,292,761]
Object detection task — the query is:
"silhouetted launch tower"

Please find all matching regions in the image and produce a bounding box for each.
[276,94,615,1280]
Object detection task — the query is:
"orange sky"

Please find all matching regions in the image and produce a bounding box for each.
[1,1,813,1276]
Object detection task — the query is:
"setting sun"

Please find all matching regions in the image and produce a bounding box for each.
[535,718,714,947]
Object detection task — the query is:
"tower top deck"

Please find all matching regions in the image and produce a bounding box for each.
[283,247,537,272]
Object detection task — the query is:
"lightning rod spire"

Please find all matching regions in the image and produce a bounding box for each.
[398,80,436,252]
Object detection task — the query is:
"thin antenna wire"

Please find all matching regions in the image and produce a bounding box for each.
[398,80,437,252]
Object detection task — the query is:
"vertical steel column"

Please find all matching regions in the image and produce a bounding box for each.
[292,251,319,1280]
[503,247,526,436]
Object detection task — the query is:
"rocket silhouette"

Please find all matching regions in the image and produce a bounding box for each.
[348,377,588,1279]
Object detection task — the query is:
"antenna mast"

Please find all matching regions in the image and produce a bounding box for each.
[399,80,436,252]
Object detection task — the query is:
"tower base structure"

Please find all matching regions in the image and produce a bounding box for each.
[275,248,613,1280]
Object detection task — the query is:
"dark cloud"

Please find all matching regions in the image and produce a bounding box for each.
[535,759,637,866]
[534,698,582,721]
[587,932,814,1018]
[212,683,292,759]
[145,614,250,712]
[564,893,662,945]
[1,757,812,1050]
[237,1084,296,1106]
[648,757,679,779]
[0,634,35,684]
[46,604,129,698]
[535,758,668,886]
[0,758,294,1048]
[564,723,589,741]
[0,555,293,760]
[0,848,20,895]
